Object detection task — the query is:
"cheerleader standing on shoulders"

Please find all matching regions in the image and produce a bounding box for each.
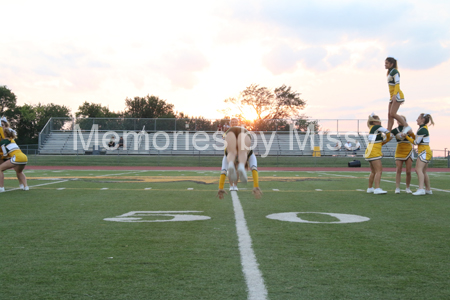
[404,113,434,196]
[389,116,414,194]
[364,113,391,195]
[0,128,29,192]
[385,57,412,135]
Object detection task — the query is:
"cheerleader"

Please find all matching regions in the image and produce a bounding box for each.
[404,113,434,196]
[217,118,262,199]
[364,113,391,195]
[390,116,413,194]
[385,57,412,134]
[0,128,29,192]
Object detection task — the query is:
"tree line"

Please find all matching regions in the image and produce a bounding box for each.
[1,83,312,144]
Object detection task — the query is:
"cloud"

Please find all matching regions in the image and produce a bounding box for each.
[231,0,450,70]
[152,46,209,89]
[263,44,341,74]
[262,43,302,75]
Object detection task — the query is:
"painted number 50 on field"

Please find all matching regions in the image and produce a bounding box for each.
[104,211,211,222]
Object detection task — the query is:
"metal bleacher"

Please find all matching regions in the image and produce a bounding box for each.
[39,130,398,157]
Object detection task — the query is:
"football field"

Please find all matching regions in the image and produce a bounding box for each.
[1,169,450,299]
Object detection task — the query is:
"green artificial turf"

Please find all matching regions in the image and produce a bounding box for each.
[1,170,449,299]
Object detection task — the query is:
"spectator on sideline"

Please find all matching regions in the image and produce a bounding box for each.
[108,137,116,148]
[344,141,352,151]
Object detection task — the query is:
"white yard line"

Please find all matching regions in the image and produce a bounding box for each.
[380,179,450,193]
[96,170,147,177]
[316,172,357,178]
[230,191,268,300]
[3,180,70,193]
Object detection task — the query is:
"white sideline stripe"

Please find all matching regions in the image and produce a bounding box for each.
[356,189,365,191]
[273,189,279,191]
[145,188,152,190]
[230,191,268,300]
[101,188,109,190]
[57,188,66,190]
[380,179,450,193]
[187,188,194,190]
[3,180,70,193]
[315,189,322,191]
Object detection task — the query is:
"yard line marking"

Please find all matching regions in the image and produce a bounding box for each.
[96,170,147,177]
[318,172,357,178]
[380,179,450,193]
[230,191,268,300]
[2,179,70,193]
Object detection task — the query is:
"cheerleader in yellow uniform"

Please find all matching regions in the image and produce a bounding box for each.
[404,113,434,196]
[385,57,412,134]
[0,128,29,192]
[217,118,262,199]
[389,116,414,194]
[364,113,391,195]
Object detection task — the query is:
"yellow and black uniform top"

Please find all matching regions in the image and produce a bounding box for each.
[387,68,404,102]
[391,126,414,161]
[391,126,412,144]
[0,138,28,164]
[0,139,20,156]
[364,125,390,161]
[368,125,390,144]
[408,124,430,146]
[406,124,431,162]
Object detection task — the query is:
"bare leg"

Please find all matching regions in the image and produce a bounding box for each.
[368,162,375,188]
[15,165,27,187]
[225,133,237,164]
[405,158,412,188]
[395,160,403,189]
[423,163,430,190]
[389,100,408,130]
[415,160,426,189]
[237,134,251,165]
[372,160,383,189]
[0,161,16,187]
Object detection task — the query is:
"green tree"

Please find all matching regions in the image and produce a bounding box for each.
[124,95,176,118]
[13,103,71,144]
[75,102,120,118]
[0,85,17,116]
[222,84,307,122]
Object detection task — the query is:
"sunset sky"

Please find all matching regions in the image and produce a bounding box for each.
[1,0,449,151]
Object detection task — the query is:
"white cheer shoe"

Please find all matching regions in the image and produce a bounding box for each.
[374,188,387,195]
[412,189,426,196]
[237,163,247,184]
[227,161,237,183]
